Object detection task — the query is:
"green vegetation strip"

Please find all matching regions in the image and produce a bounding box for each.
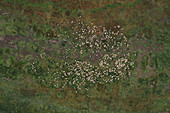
[92,0,145,13]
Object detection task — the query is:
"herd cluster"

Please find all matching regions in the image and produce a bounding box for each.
[29,18,135,92]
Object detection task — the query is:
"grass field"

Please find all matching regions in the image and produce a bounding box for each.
[0,0,169,112]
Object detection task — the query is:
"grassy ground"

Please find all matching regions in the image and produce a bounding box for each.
[0,0,170,112]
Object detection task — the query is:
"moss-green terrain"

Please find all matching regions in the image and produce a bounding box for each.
[0,0,169,112]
